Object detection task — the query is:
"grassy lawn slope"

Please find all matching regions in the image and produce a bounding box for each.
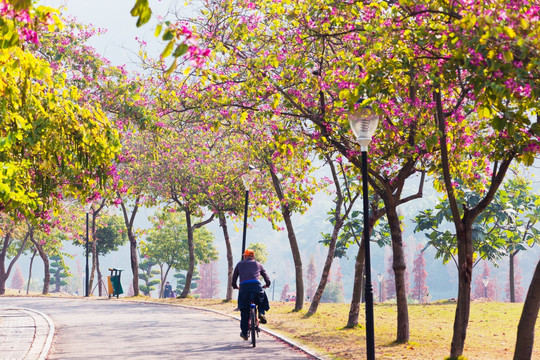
[161,298,540,360]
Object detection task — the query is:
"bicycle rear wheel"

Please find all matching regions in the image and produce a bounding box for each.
[250,307,257,347]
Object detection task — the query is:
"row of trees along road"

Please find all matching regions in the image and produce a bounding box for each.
[0,1,123,297]
[1,1,539,360]
[135,1,539,359]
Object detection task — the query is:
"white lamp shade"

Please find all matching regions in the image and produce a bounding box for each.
[482,276,489,287]
[241,168,258,190]
[83,202,93,213]
[348,106,379,151]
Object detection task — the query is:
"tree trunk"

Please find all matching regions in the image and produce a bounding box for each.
[164,266,171,297]
[0,232,12,295]
[0,269,5,295]
[26,248,37,295]
[96,251,103,296]
[88,204,104,296]
[449,223,474,359]
[347,198,386,328]
[89,239,97,295]
[347,239,365,327]
[436,86,471,359]
[119,196,140,296]
[434,89,512,359]
[510,251,516,303]
[168,196,215,299]
[308,216,343,315]
[129,235,139,296]
[159,264,165,298]
[513,258,540,360]
[30,231,50,296]
[385,203,410,342]
[283,206,304,311]
[267,162,303,311]
[309,155,351,315]
[219,213,234,301]
[0,231,28,295]
[181,209,195,298]
[41,254,50,295]
[159,265,172,298]
[447,165,512,359]
[54,271,61,292]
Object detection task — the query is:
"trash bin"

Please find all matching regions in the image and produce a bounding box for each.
[107,268,124,298]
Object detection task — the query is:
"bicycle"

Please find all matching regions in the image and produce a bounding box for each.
[247,285,269,347]
[247,302,260,347]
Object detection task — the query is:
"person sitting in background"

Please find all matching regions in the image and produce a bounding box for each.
[163,281,172,298]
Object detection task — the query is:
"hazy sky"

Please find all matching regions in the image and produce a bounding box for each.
[39,0,183,67]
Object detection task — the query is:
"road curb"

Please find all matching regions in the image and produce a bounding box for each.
[24,307,55,360]
[119,298,328,360]
[0,307,55,360]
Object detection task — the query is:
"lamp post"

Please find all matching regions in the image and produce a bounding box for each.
[83,202,93,297]
[482,276,489,299]
[377,273,384,303]
[85,211,89,297]
[241,165,258,257]
[272,271,276,301]
[348,100,379,360]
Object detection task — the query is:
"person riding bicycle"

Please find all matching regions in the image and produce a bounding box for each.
[232,249,271,341]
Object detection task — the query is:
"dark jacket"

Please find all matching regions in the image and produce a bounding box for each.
[232,258,271,312]
[231,258,271,288]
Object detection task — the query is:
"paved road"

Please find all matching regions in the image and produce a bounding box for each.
[0,297,316,359]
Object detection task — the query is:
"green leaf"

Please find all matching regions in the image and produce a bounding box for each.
[530,122,540,136]
[8,0,31,11]
[478,106,491,119]
[425,134,439,151]
[162,30,174,41]
[173,43,189,58]
[165,58,178,77]
[338,89,349,100]
[522,153,534,166]
[130,0,152,27]
[0,29,19,49]
[154,24,163,37]
[492,116,506,131]
[161,41,174,58]
[502,26,516,39]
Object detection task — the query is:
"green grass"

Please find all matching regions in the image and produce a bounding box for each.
[161,298,539,360]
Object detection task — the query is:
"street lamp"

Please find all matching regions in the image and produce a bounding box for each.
[83,203,92,297]
[348,99,379,360]
[482,276,489,299]
[377,273,384,303]
[241,165,258,257]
